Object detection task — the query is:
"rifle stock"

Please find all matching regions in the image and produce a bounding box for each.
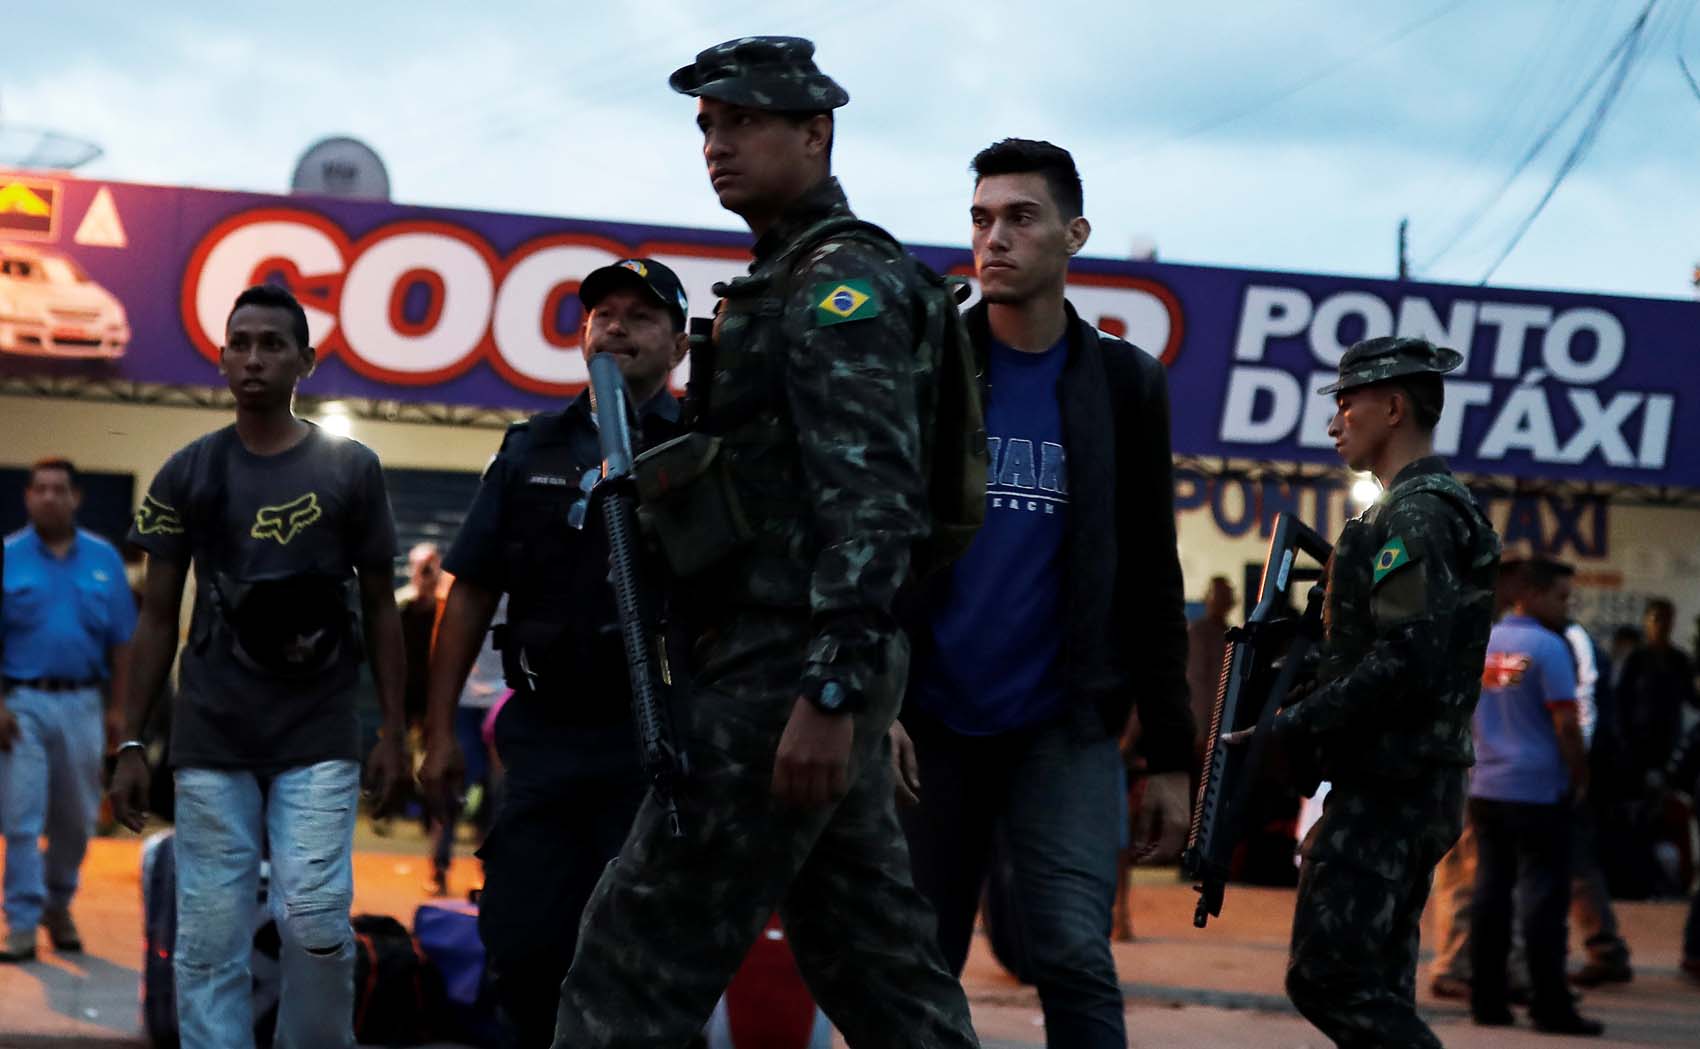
[1182,512,1331,927]
[588,352,688,837]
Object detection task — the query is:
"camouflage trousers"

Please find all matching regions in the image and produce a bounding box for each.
[1287,769,1467,1049]
[551,627,979,1048]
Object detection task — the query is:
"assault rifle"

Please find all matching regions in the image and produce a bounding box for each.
[1183,512,1331,928]
[586,351,689,837]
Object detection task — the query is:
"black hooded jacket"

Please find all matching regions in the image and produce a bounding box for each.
[904,299,1194,774]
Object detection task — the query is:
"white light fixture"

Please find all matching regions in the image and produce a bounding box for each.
[1350,474,1382,506]
[317,401,353,438]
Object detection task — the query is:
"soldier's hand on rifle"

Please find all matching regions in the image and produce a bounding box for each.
[1130,770,1191,864]
[1222,727,1254,746]
[773,697,853,807]
[889,720,921,805]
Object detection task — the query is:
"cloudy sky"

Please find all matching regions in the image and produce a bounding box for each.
[6,0,1697,299]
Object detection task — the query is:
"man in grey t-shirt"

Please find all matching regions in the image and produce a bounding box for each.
[110,284,408,1049]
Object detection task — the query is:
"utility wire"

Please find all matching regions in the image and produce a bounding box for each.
[1680,54,1700,104]
[1420,8,1645,271]
[1478,0,1657,282]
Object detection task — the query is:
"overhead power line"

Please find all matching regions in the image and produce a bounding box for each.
[1680,54,1700,105]
[1419,7,1645,272]
[1477,0,1658,283]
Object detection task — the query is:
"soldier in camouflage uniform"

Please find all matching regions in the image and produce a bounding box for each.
[551,36,979,1049]
[1272,337,1500,1048]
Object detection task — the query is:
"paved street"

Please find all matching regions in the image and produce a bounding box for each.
[1,834,1695,1047]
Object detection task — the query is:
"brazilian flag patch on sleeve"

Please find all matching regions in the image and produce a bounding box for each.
[811,279,881,327]
[1373,535,1412,585]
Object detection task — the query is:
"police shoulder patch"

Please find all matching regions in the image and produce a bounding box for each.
[1372,535,1414,585]
[811,278,880,327]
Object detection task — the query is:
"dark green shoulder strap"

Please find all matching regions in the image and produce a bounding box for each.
[772,216,904,296]
[1387,473,1497,569]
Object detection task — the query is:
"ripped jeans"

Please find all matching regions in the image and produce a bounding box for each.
[173,761,359,1049]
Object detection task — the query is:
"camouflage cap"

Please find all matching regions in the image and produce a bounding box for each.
[1318,336,1464,396]
[668,36,849,112]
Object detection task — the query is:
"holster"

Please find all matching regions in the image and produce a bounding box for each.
[632,431,752,578]
[492,619,570,694]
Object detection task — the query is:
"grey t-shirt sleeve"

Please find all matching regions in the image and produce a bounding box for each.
[127,447,194,563]
[348,447,399,570]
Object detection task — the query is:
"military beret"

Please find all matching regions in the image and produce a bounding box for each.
[669,36,849,112]
[1318,336,1464,396]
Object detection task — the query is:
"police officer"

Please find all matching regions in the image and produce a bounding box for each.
[551,37,979,1049]
[419,258,690,1048]
[1268,337,1500,1048]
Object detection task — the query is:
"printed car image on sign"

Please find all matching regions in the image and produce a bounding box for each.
[0,242,131,359]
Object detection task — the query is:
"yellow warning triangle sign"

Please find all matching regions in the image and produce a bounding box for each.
[74,187,127,248]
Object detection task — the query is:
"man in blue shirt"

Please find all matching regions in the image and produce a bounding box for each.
[1469,558,1602,1035]
[896,139,1193,1048]
[1,458,136,962]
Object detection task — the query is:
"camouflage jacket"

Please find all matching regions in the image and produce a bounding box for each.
[1276,456,1500,782]
[693,177,934,706]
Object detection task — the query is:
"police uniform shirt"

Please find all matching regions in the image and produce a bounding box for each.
[128,423,398,771]
[444,389,679,719]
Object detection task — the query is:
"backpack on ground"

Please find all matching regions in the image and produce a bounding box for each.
[352,913,449,1046]
[140,830,281,1048]
[412,899,498,1047]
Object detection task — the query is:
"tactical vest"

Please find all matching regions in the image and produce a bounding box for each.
[1319,469,1499,781]
[683,215,973,609]
[495,408,677,708]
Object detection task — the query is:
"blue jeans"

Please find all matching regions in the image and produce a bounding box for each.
[174,760,359,1049]
[0,686,104,934]
[431,704,493,876]
[900,710,1125,1049]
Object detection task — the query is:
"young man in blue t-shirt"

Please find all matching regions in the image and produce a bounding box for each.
[1469,558,1602,1035]
[893,139,1193,1048]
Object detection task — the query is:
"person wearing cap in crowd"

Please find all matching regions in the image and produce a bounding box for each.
[550,36,980,1049]
[1232,336,1500,1047]
[418,258,689,1048]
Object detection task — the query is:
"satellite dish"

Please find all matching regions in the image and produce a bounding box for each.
[0,92,102,170]
[291,136,390,201]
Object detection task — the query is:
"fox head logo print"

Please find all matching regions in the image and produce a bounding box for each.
[251,493,323,545]
[133,494,184,536]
